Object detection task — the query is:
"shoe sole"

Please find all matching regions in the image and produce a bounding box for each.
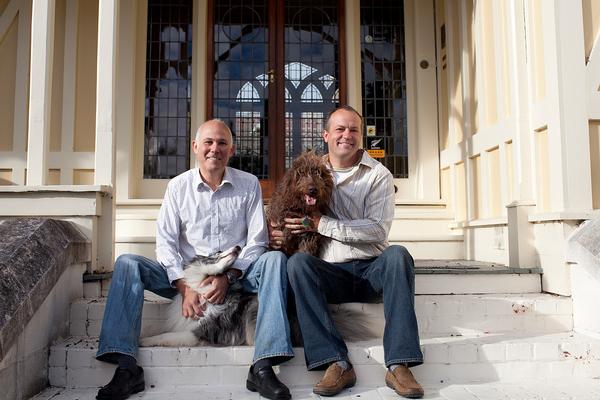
[385,378,424,399]
[96,381,145,400]
[312,379,356,397]
[246,379,291,400]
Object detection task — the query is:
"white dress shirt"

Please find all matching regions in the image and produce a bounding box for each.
[156,167,268,284]
[317,150,395,263]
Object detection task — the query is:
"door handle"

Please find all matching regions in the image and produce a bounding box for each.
[268,69,275,84]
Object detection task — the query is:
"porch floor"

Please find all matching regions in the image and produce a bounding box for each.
[31,378,600,400]
[414,260,543,274]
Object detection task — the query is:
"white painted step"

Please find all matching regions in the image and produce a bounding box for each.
[83,264,542,298]
[30,378,600,400]
[70,294,572,338]
[115,237,467,265]
[48,332,600,389]
[389,235,465,260]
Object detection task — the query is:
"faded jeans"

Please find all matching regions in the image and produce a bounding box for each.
[287,245,423,370]
[96,251,294,365]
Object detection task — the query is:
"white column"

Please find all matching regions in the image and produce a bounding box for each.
[26,0,56,186]
[542,0,592,212]
[94,0,119,270]
[94,0,119,186]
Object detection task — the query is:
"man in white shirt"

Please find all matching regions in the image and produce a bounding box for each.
[96,119,294,400]
[279,106,424,398]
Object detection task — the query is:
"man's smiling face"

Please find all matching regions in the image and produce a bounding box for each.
[192,120,235,175]
[323,108,362,167]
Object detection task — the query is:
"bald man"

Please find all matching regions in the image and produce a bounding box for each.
[95,120,294,400]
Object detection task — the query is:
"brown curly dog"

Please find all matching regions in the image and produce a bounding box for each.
[267,151,333,256]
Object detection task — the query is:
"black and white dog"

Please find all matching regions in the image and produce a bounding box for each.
[140,246,259,347]
[140,246,377,348]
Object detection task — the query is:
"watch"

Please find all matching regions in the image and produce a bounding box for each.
[225,269,238,285]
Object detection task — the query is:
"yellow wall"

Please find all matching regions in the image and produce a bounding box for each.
[480,1,497,126]
[582,0,600,61]
[450,1,464,144]
[591,121,600,209]
[498,1,511,119]
[530,0,546,101]
[0,0,9,15]
[455,161,467,221]
[535,128,550,212]
[74,0,98,152]
[466,0,478,135]
[471,154,482,218]
[50,0,67,152]
[0,17,18,151]
[487,147,501,218]
[437,0,449,150]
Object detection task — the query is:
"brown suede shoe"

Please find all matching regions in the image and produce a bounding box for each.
[385,365,424,399]
[313,363,357,396]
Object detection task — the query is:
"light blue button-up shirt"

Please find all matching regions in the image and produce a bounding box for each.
[156,167,268,284]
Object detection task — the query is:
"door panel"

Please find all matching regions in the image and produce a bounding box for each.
[209,0,344,195]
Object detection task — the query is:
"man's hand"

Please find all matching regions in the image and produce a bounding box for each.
[284,213,321,235]
[268,220,285,250]
[175,279,204,319]
[199,275,229,304]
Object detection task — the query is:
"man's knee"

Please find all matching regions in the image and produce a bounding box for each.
[287,252,314,279]
[258,251,288,278]
[381,246,414,273]
[113,254,141,279]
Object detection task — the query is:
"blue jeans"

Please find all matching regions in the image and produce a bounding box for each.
[96,251,294,365]
[287,245,423,370]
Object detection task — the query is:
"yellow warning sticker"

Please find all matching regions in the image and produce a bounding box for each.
[367,149,385,158]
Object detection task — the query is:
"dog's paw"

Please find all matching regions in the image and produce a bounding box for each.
[138,336,160,347]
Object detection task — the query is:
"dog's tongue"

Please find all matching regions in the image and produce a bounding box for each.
[305,195,317,206]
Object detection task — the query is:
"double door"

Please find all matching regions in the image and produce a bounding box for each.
[208,0,345,195]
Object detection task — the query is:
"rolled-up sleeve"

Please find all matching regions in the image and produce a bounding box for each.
[156,181,185,284]
[318,167,394,243]
[234,178,268,273]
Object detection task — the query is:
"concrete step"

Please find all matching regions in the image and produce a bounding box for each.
[86,259,540,297]
[48,332,600,389]
[115,236,467,263]
[31,378,600,400]
[69,294,572,338]
[389,234,465,259]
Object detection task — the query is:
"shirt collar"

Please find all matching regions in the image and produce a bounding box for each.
[194,167,234,191]
[323,149,376,171]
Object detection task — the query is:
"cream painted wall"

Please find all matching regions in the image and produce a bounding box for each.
[582,0,600,61]
[591,122,600,209]
[0,17,17,153]
[50,0,66,152]
[0,0,9,15]
[73,0,98,152]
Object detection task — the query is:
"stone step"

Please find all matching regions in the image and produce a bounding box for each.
[115,236,467,264]
[83,259,541,298]
[389,234,465,259]
[31,378,600,400]
[48,332,600,389]
[69,293,572,338]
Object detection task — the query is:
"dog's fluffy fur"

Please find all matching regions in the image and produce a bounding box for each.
[267,151,333,256]
[140,246,259,347]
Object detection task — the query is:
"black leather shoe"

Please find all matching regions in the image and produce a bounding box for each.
[96,366,145,400]
[246,365,291,400]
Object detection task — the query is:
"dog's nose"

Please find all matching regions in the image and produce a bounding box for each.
[308,187,318,197]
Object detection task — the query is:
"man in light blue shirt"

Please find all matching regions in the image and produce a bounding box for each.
[96,119,294,400]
